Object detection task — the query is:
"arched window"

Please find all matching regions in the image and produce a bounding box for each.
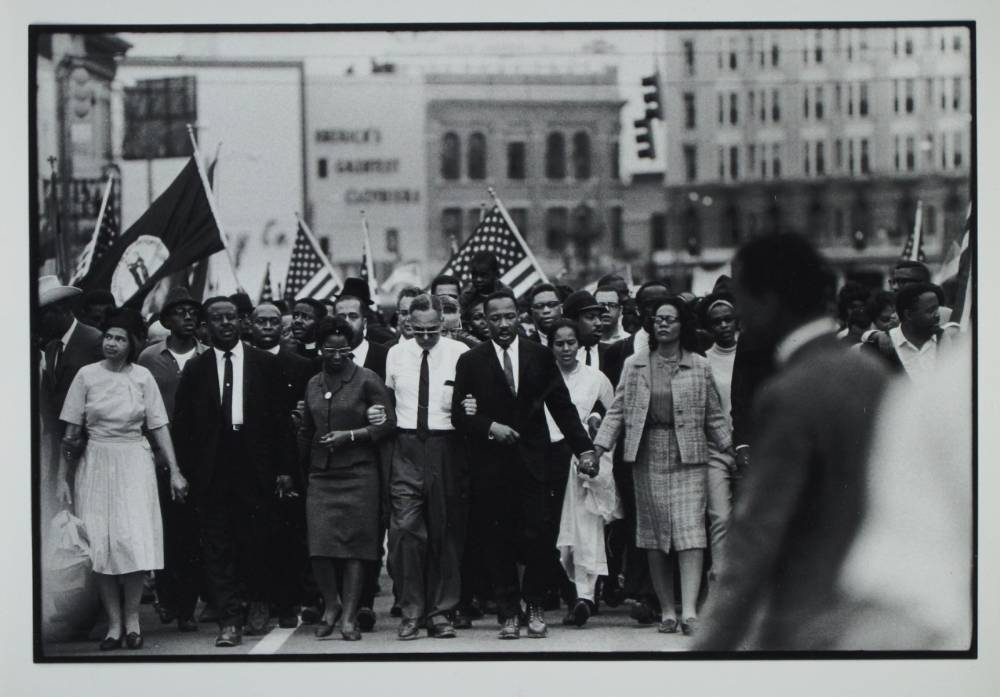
[545,132,566,179]
[683,206,702,255]
[572,131,591,179]
[545,207,568,251]
[467,132,486,180]
[441,132,460,180]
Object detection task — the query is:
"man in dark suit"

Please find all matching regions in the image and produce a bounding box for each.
[339,276,396,346]
[562,289,609,372]
[250,301,315,628]
[173,297,297,648]
[37,276,104,525]
[452,290,598,640]
[597,280,670,619]
[695,234,889,650]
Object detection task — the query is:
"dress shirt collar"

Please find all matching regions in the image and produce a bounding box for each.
[162,338,206,356]
[891,325,938,353]
[213,340,245,362]
[774,317,838,366]
[265,344,281,355]
[60,318,79,347]
[491,335,519,359]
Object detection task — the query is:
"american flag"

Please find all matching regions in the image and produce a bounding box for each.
[70,176,118,286]
[951,203,973,331]
[259,262,274,303]
[439,204,545,298]
[283,218,342,300]
[899,202,926,263]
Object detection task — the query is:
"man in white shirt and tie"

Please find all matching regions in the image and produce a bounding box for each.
[384,293,470,640]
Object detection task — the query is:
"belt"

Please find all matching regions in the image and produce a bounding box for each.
[397,428,454,437]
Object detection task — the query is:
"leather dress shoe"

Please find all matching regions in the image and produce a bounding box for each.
[314,621,335,638]
[177,617,199,632]
[125,632,143,650]
[341,624,362,641]
[427,621,456,638]
[681,617,698,636]
[389,604,403,618]
[497,616,520,640]
[198,605,221,624]
[630,600,657,625]
[452,609,472,630]
[356,607,376,632]
[278,614,299,629]
[571,599,591,628]
[215,625,242,647]
[99,635,122,651]
[397,618,420,640]
[299,604,322,625]
[244,601,270,635]
[156,605,177,625]
[526,604,548,638]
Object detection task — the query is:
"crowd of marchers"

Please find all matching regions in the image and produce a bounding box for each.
[35,235,968,652]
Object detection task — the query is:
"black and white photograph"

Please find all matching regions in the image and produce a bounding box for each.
[4,1,998,695]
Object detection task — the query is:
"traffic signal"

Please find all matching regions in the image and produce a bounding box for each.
[634,118,655,159]
[851,228,867,251]
[641,72,663,121]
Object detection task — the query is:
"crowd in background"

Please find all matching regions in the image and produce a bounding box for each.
[35,234,971,651]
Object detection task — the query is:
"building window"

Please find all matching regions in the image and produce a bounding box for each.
[925,133,935,169]
[835,83,842,114]
[953,77,962,111]
[815,86,824,120]
[442,207,462,242]
[804,142,811,176]
[803,88,810,119]
[954,33,963,52]
[650,213,667,251]
[718,94,725,124]
[508,207,528,240]
[761,145,768,178]
[771,89,781,122]
[683,92,696,129]
[545,207,568,251]
[771,41,780,66]
[835,139,843,171]
[748,91,756,122]
[905,34,914,56]
[467,132,487,180]
[860,139,870,174]
[893,80,900,114]
[847,84,855,116]
[730,146,739,180]
[815,30,824,63]
[317,158,328,179]
[729,40,738,70]
[729,92,739,125]
[849,140,856,174]
[953,132,963,168]
[860,83,869,116]
[927,78,935,107]
[759,89,767,121]
[468,208,482,235]
[385,228,399,254]
[609,206,624,251]
[893,31,899,57]
[905,79,915,114]
[718,146,725,180]
[925,204,937,236]
[545,132,566,179]
[906,136,915,172]
[940,78,948,111]
[772,143,782,178]
[683,39,695,75]
[683,144,698,182]
[122,75,198,160]
[816,141,826,175]
[610,140,620,180]
[441,132,461,180]
[748,144,757,176]
[894,136,901,171]
[572,131,591,180]
[506,141,526,180]
[941,130,948,169]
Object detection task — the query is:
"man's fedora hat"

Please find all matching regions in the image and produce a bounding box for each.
[38,275,82,308]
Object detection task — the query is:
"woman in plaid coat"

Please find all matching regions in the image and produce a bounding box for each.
[594,297,732,636]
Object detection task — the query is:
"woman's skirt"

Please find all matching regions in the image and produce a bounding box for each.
[634,426,707,553]
[306,460,379,560]
[74,439,164,575]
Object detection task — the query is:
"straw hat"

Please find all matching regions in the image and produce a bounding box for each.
[38,275,82,308]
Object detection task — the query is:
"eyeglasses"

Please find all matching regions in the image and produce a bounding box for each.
[410,326,442,336]
[171,307,199,318]
[531,301,561,311]
[652,315,681,326]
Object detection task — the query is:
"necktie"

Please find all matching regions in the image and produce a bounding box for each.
[51,341,64,377]
[222,350,234,430]
[503,348,516,397]
[585,346,593,366]
[417,349,429,440]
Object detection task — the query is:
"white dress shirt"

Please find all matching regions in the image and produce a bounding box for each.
[385,337,468,430]
[265,344,281,355]
[352,338,370,368]
[889,326,939,383]
[212,340,244,426]
[491,336,520,393]
[577,343,601,371]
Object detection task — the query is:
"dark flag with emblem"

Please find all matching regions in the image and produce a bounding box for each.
[259,263,274,304]
[70,175,119,286]
[438,202,547,298]
[283,217,343,300]
[900,202,926,263]
[73,157,225,308]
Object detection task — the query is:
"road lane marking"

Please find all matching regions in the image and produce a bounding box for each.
[248,622,300,654]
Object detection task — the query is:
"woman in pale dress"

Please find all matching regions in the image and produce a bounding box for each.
[55,310,188,651]
[594,298,731,636]
[545,319,620,628]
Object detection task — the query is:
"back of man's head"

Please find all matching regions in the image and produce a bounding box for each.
[733,233,833,318]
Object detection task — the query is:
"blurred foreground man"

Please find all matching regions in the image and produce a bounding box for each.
[695,234,890,651]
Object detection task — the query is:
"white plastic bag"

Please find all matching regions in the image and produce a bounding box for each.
[42,510,100,642]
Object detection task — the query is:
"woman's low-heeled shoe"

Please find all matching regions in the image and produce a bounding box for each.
[125,632,143,649]
[341,626,362,641]
[681,617,698,636]
[99,635,122,651]
[658,617,679,634]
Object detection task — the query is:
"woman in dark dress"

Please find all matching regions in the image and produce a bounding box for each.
[298,317,395,641]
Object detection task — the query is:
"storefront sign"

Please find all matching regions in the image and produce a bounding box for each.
[315,128,382,145]
[345,189,420,205]
[335,159,400,174]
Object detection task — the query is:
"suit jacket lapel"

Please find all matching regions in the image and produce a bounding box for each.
[205,349,222,411]
[516,339,530,399]
[44,340,59,385]
[632,349,651,409]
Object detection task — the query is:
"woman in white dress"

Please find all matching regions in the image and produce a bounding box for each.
[55,309,188,651]
[545,319,621,628]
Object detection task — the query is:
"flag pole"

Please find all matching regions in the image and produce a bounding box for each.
[294,211,343,287]
[909,200,923,262]
[187,124,243,292]
[488,187,549,284]
[71,171,116,284]
[360,209,378,299]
